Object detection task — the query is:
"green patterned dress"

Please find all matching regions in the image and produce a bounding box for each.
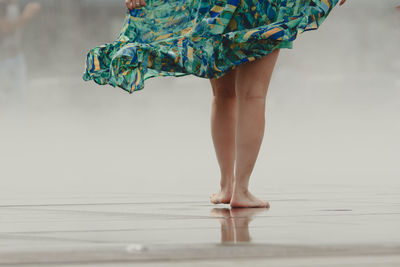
[83,0,340,93]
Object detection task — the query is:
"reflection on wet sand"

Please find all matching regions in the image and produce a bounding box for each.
[211,207,269,243]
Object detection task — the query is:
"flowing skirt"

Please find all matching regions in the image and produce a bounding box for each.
[83,0,339,93]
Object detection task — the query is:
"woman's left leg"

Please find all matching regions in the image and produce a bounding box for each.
[231,49,280,208]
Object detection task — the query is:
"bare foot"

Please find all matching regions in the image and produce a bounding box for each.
[210,188,232,204]
[230,189,270,208]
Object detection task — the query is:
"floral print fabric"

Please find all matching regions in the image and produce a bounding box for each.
[83,0,339,93]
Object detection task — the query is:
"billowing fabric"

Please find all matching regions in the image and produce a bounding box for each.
[83,0,339,93]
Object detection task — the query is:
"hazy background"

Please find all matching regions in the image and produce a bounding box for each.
[1,0,399,199]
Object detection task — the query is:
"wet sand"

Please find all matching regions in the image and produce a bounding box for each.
[0,183,399,266]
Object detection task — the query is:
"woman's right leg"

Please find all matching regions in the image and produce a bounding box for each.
[209,68,237,204]
[231,49,280,208]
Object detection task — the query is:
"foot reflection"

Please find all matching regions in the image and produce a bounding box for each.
[210,207,268,243]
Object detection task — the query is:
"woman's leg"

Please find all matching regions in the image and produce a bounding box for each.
[209,68,237,204]
[231,49,280,208]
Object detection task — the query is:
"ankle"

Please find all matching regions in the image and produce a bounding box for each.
[220,176,234,190]
[233,183,249,194]
[220,182,233,191]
